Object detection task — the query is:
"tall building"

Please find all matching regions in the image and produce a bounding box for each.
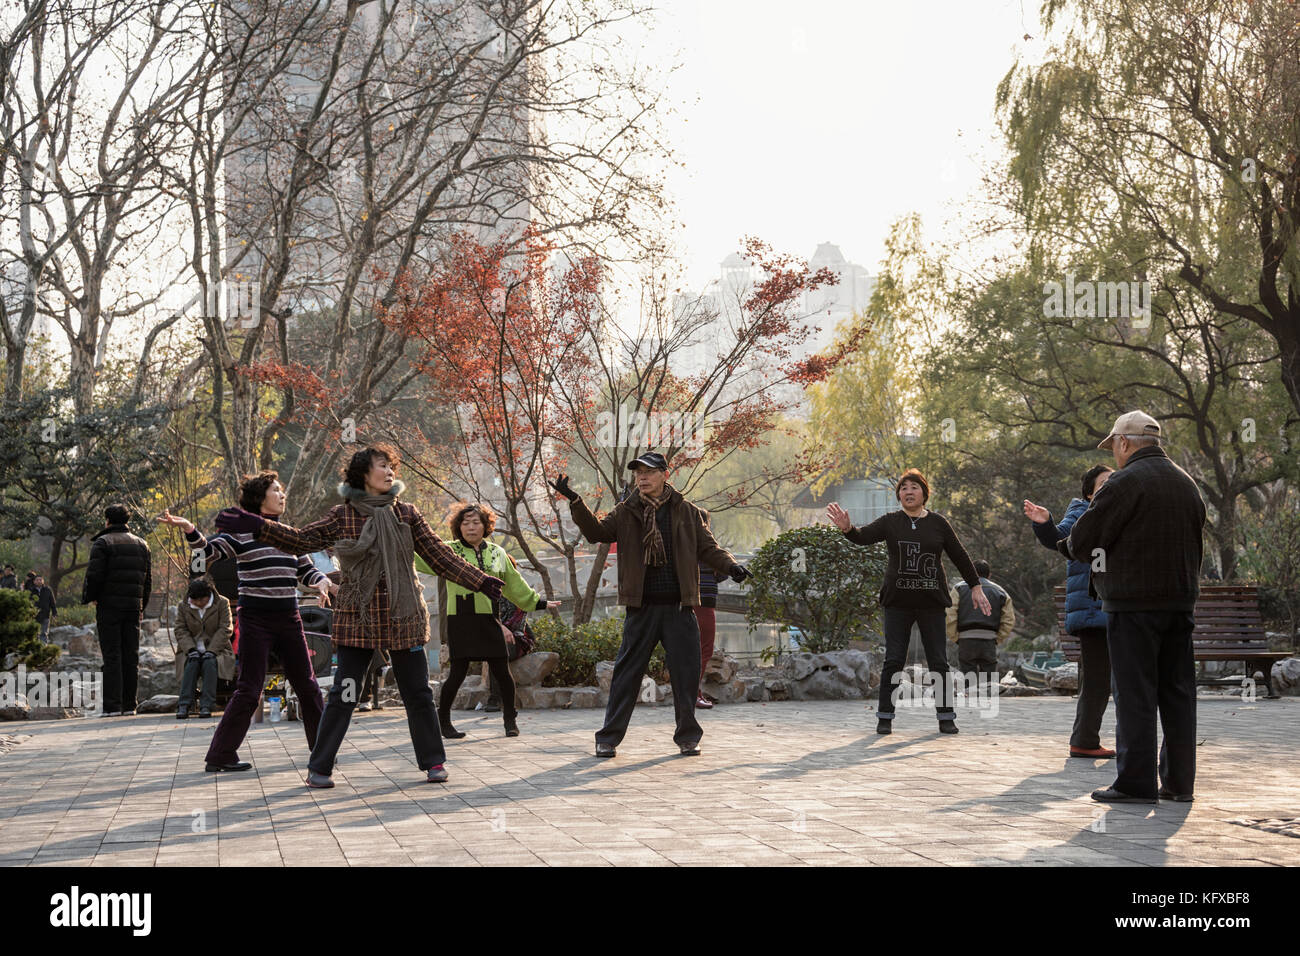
[672,242,874,409]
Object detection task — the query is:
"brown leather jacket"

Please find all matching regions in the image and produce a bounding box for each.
[569,487,736,607]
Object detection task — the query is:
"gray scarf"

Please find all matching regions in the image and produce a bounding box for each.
[333,480,422,626]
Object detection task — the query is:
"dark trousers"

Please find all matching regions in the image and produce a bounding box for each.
[487,641,523,704]
[180,655,218,712]
[1106,611,1196,799]
[695,605,716,682]
[205,608,323,765]
[441,658,518,723]
[96,609,141,713]
[597,603,701,748]
[1070,627,1112,750]
[957,637,998,695]
[310,644,445,775]
[878,607,953,720]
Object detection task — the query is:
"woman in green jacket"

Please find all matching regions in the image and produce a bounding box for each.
[431,503,557,738]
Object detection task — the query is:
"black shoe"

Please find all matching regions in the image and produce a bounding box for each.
[595,743,616,758]
[679,743,701,756]
[1158,788,1194,802]
[504,721,520,737]
[441,722,466,739]
[198,710,212,718]
[938,719,959,735]
[1091,787,1157,804]
[205,761,252,773]
[484,699,502,713]
[876,719,892,735]
[176,708,189,720]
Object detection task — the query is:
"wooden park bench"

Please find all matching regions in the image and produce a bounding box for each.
[1053,584,1290,698]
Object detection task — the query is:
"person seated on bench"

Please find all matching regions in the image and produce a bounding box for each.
[174,579,235,719]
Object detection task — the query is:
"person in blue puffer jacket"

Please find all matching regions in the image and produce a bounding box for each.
[1024,464,1115,759]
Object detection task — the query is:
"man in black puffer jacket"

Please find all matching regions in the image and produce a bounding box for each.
[82,504,153,715]
[1058,412,1206,805]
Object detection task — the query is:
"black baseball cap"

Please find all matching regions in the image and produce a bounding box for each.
[627,452,668,471]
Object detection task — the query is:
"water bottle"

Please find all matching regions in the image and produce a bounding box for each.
[269,696,282,722]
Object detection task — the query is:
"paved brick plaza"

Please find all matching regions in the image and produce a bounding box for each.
[1,696,1297,867]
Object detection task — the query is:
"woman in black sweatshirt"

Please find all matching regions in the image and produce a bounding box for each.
[827,469,988,735]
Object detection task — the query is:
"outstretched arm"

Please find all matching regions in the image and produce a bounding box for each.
[254,509,344,556]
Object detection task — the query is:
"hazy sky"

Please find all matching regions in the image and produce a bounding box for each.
[637,0,1045,289]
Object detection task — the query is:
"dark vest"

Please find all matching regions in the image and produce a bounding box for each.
[954,577,1007,634]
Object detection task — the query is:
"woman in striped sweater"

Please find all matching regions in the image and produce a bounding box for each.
[160,472,332,772]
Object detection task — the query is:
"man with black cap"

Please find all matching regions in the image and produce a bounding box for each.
[82,504,153,716]
[550,452,748,758]
[1058,411,1206,804]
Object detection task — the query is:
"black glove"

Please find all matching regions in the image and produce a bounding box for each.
[200,651,216,660]
[187,650,202,661]
[480,575,505,602]
[549,474,578,502]
[728,563,751,583]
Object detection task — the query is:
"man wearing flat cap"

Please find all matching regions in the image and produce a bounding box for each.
[1057,411,1207,804]
[550,452,748,758]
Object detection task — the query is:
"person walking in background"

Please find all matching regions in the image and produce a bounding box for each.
[550,452,748,758]
[31,575,57,640]
[694,510,721,710]
[946,559,1014,696]
[1024,464,1116,759]
[434,502,558,739]
[1057,412,1206,804]
[0,565,17,589]
[214,444,505,787]
[159,472,331,771]
[173,579,235,719]
[82,504,152,717]
[828,468,989,736]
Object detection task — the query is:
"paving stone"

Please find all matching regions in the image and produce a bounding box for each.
[0,698,1297,866]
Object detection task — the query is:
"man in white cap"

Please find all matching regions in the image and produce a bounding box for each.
[1057,411,1206,804]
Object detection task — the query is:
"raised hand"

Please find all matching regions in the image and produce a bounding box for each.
[479,575,505,602]
[158,510,195,533]
[549,474,578,501]
[826,502,852,532]
[1023,500,1050,523]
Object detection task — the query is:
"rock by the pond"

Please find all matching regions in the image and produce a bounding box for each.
[702,677,746,704]
[1047,662,1079,692]
[1272,657,1300,696]
[703,654,737,685]
[764,678,790,702]
[136,694,179,714]
[2,653,21,670]
[136,667,179,700]
[784,650,878,700]
[510,651,558,687]
[0,694,30,720]
[566,687,601,709]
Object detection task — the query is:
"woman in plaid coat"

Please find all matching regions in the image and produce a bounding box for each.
[217,443,504,787]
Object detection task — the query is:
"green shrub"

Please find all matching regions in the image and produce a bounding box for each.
[532,611,665,686]
[0,587,60,668]
[53,604,96,627]
[746,524,887,654]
